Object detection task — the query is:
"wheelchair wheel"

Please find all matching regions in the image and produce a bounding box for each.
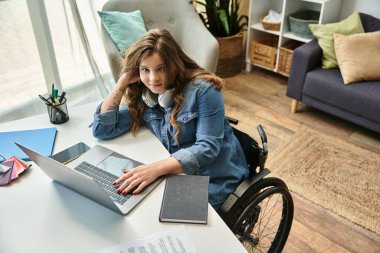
[231,179,294,253]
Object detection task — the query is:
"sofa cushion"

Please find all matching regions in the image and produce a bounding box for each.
[309,11,364,69]
[303,68,380,123]
[359,13,380,32]
[334,32,380,84]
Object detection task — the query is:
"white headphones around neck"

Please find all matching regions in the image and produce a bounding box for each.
[142,88,174,108]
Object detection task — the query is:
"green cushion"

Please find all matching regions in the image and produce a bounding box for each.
[309,11,365,69]
[98,10,146,57]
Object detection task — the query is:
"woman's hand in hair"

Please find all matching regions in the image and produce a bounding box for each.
[116,71,140,93]
[122,69,140,89]
[113,157,184,195]
[100,71,140,113]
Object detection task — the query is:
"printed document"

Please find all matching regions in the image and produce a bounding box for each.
[95,226,198,253]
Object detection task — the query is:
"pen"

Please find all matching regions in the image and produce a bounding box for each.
[59,91,66,104]
[39,94,53,106]
[49,94,60,105]
[49,94,56,105]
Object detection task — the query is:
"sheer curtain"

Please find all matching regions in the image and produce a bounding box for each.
[0,0,113,123]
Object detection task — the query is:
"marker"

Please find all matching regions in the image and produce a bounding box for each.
[51,83,55,98]
[51,83,58,98]
[53,89,58,99]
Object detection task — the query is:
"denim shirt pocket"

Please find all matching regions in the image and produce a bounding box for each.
[174,111,199,145]
[144,110,163,136]
[177,111,198,124]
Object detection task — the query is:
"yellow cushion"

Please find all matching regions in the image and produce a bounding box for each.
[334,32,380,84]
[309,11,364,69]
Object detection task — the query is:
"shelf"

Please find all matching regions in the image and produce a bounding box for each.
[282,32,313,43]
[251,23,280,36]
[246,0,341,77]
[253,63,276,72]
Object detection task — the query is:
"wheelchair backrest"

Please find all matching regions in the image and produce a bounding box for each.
[231,125,268,176]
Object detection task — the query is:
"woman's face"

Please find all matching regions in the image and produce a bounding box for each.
[139,52,168,94]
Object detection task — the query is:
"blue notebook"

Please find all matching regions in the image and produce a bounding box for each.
[0,127,57,162]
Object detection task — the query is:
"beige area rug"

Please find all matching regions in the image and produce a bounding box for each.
[267,129,380,235]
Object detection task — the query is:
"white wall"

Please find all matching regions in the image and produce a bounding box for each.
[339,0,380,19]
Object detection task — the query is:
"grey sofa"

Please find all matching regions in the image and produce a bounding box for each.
[286,13,380,134]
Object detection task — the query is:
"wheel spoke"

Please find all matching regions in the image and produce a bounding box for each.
[257,194,283,237]
[232,182,293,253]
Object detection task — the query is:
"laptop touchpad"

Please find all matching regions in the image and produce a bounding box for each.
[96,152,140,177]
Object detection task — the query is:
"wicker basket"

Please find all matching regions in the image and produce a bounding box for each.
[250,37,278,70]
[260,16,281,31]
[278,40,304,76]
[288,10,320,38]
[216,32,244,77]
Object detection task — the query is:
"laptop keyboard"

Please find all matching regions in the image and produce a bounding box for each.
[73,161,130,205]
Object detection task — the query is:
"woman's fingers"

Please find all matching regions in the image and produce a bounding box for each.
[113,170,130,185]
[119,175,141,195]
[113,164,161,195]
[132,181,147,195]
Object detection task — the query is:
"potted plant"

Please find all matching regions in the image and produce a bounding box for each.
[195,0,248,77]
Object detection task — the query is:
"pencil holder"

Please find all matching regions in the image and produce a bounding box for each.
[47,97,69,124]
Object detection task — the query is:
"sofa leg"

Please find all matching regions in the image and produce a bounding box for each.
[291,99,299,113]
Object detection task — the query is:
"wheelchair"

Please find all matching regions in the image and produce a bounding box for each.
[219,119,294,253]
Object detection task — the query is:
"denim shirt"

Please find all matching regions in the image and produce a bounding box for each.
[92,80,249,209]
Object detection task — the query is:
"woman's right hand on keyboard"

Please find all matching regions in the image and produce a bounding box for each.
[113,157,184,195]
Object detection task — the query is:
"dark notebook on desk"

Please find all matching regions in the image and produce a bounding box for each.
[159,174,209,224]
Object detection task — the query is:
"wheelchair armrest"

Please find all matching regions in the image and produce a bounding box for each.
[220,168,271,216]
[234,168,271,197]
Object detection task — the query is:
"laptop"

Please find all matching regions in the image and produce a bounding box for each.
[16,143,163,215]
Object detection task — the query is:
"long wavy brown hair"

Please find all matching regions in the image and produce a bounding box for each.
[122,28,224,143]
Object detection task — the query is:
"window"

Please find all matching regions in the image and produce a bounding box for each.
[0,0,46,117]
[0,0,111,123]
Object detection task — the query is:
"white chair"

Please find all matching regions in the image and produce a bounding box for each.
[101,0,219,82]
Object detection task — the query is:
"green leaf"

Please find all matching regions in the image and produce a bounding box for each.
[219,9,229,36]
[193,0,246,37]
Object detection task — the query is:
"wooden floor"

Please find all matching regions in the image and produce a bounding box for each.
[222,68,380,253]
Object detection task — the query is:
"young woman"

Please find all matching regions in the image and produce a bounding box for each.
[92,28,249,210]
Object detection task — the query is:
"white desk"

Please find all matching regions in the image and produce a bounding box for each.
[0,102,247,253]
